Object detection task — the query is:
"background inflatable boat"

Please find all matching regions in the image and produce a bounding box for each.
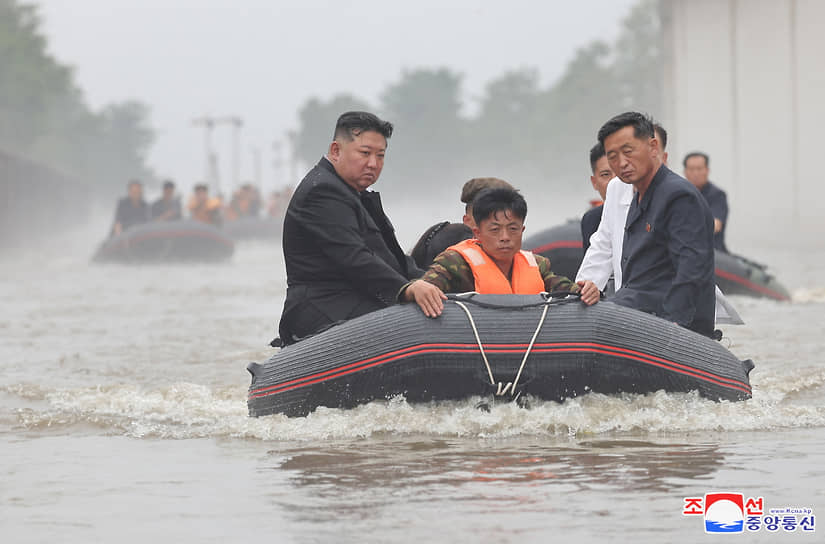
[93,219,235,263]
[247,295,754,418]
[523,221,791,301]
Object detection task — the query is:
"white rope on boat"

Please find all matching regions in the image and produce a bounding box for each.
[452,300,550,398]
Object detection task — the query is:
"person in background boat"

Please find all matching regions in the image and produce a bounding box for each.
[150,180,182,222]
[683,152,729,252]
[598,112,715,336]
[225,184,260,221]
[580,142,614,252]
[110,179,148,237]
[460,177,514,228]
[409,177,513,269]
[267,186,293,219]
[247,185,262,216]
[188,184,223,226]
[402,187,601,317]
[576,123,669,292]
[276,111,424,345]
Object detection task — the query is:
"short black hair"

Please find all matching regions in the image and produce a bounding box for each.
[589,142,605,173]
[162,180,175,190]
[597,112,655,147]
[333,111,393,141]
[460,177,514,205]
[471,187,528,226]
[654,123,668,151]
[683,151,710,168]
[127,179,142,187]
[194,183,208,192]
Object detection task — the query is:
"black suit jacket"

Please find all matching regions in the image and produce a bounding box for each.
[278,157,422,343]
[613,164,716,337]
[580,204,604,252]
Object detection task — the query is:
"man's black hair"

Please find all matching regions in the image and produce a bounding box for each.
[162,180,175,190]
[683,151,710,168]
[127,179,142,187]
[597,111,655,147]
[589,142,606,173]
[471,187,528,227]
[333,111,393,141]
[654,123,668,151]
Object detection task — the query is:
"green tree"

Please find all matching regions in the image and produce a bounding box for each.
[290,93,372,169]
[379,67,468,190]
[473,69,543,167]
[612,0,663,113]
[537,41,620,177]
[0,0,156,195]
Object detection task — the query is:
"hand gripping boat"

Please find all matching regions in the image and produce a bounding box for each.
[247,294,754,417]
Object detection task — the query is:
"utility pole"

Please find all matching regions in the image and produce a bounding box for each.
[214,116,243,193]
[251,146,262,188]
[192,116,219,193]
[272,140,283,187]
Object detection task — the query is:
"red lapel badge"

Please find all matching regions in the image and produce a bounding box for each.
[646,223,651,232]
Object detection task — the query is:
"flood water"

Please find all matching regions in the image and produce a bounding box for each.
[2,222,824,543]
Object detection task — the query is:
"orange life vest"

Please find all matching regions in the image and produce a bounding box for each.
[450,239,545,294]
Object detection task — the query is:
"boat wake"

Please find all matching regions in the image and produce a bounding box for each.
[4,367,825,441]
[792,287,825,304]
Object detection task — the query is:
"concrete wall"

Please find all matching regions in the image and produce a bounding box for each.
[661,0,825,248]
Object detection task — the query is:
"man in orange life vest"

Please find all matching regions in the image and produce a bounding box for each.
[401,187,601,316]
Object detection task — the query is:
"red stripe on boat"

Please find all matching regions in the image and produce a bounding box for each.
[715,268,789,301]
[249,341,751,399]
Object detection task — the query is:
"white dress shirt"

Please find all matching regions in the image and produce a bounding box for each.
[576,176,634,290]
[576,176,743,325]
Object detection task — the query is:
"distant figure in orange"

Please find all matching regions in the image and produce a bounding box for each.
[188,184,223,225]
[225,184,263,221]
[267,186,294,219]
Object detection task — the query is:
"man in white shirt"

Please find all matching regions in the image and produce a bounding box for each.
[576,124,742,327]
[576,124,669,291]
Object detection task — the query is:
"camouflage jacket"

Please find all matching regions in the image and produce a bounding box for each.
[401,248,579,296]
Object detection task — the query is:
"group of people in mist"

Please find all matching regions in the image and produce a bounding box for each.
[109,179,294,236]
[271,110,730,349]
[109,108,730,346]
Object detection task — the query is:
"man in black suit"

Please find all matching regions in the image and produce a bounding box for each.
[580,142,613,252]
[683,151,729,252]
[277,111,427,345]
[110,179,148,236]
[598,112,715,337]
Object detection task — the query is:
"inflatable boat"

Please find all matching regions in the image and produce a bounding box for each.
[247,294,754,418]
[523,221,791,301]
[93,220,234,263]
[222,216,282,241]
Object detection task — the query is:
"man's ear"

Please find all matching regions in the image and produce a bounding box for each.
[328,140,340,162]
[472,226,480,238]
[649,136,660,156]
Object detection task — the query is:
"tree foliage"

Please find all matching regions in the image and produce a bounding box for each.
[0,0,155,194]
[289,0,663,199]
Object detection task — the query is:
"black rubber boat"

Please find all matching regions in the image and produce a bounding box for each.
[93,219,234,263]
[523,221,791,301]
[222,216,282,241]
[247,295,754,418]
